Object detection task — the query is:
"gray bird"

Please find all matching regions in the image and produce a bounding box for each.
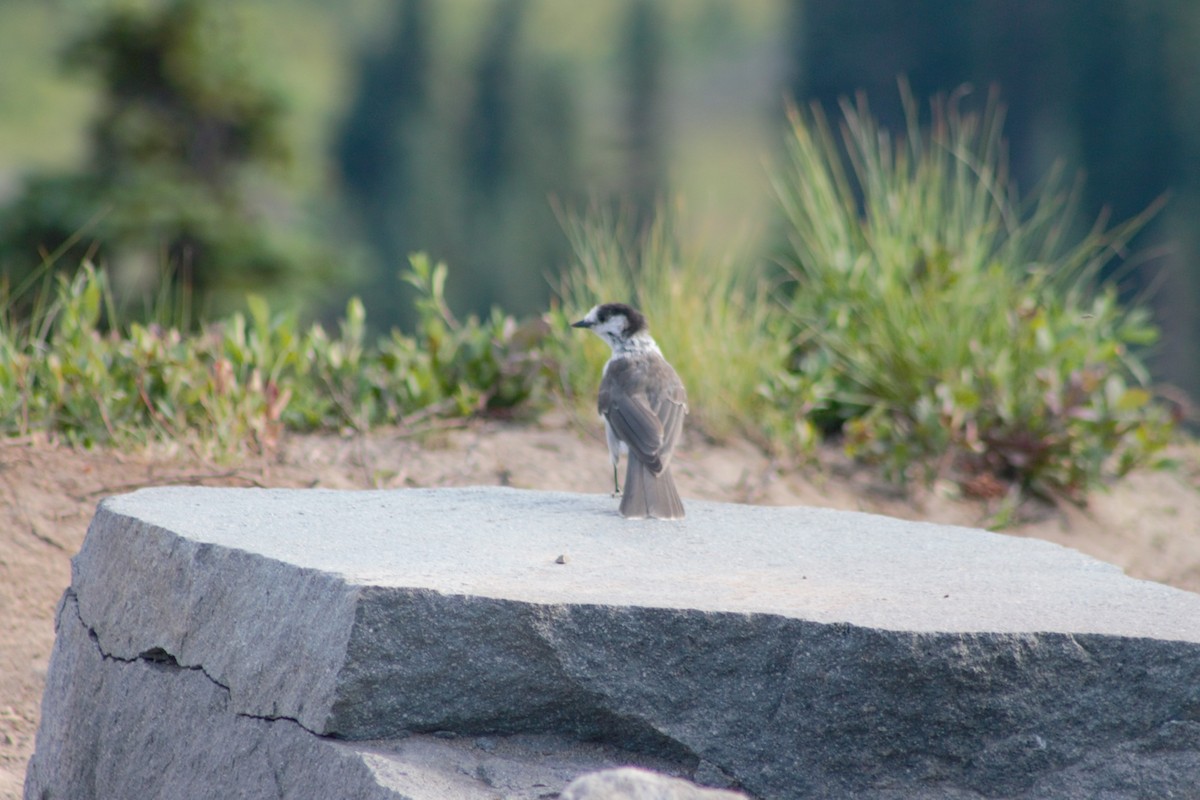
[572,303,688,519]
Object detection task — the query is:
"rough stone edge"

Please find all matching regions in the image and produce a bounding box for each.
[71,502,361,734]
[25,592,714,800]
[25,591,400,800]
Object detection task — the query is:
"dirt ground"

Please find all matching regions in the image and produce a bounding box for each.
[3,412,1199,797]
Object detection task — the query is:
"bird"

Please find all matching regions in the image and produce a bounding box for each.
[571,303,688,519]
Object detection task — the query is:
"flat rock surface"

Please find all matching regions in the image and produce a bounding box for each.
[88,485,1200,638]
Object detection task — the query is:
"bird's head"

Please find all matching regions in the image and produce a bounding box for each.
[571,303,648,350]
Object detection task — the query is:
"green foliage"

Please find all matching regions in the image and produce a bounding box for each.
[555,207,797,448]
[772,87,1173,498]
[0,256,558,454]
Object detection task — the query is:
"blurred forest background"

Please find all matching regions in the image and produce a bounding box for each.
[1,0,1198,399]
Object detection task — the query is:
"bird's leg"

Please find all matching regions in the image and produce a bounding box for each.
[604,421,622,497]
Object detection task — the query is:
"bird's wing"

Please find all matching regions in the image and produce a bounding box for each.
[651,388,687,470]
[605,391,665,471]
[600,356,687,474]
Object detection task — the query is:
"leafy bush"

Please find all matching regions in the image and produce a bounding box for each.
[290,254,558,432]
[772,86,1173,498]
[0,256,558,454]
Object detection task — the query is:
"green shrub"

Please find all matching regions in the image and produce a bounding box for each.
[772,86,1173,498]
[0,256,558,454]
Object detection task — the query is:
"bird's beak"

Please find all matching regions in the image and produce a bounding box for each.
[571,318,591,329]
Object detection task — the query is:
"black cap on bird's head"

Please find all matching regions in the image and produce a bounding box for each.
[571,303,647,337]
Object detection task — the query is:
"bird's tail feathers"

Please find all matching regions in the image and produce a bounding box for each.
[620,461,685,520]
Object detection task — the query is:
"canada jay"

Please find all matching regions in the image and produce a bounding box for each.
[572,303,688,519]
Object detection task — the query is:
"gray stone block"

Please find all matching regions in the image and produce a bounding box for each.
[25,486,1200,798]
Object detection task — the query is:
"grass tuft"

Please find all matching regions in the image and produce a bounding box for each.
[772,84,1173,498]
[555,206,799,448]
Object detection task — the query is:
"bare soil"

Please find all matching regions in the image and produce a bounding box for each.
[3,413,1199,797]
